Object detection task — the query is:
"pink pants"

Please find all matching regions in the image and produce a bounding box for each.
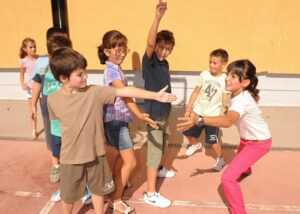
[221,138,272,214]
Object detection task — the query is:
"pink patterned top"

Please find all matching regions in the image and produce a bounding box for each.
[19,56,37,88]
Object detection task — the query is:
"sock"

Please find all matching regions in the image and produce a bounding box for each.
[147,192,155,197]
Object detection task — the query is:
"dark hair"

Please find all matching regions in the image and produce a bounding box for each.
[46,27,68,40]
[227,59,260,102]
[210,49,229,63]
[19,38,36,59]
[156,30,175,47]
[47,35,72,55]
[97,30,128,64]
[50,47,87,82]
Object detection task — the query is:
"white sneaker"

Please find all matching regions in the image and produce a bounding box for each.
[185,143,202,156]
[157,167,175,178]
[51,189,61,202]
[143,192,171,208]
[214,157,225,171]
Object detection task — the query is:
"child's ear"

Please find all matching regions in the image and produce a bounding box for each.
[59,75,68,83]
[241,79,250,88]
[104,49,110,57]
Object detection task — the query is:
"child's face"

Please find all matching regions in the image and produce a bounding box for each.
[225,71,249,97]
[155,41,173,61]
[106,45,129,65]
[24,42,37,57]
[209,56,226,76]
[66,68,88,89]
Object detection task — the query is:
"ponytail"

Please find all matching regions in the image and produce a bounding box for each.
[19,47,27,59]
[97,44,107,65]
[245,75,260,102]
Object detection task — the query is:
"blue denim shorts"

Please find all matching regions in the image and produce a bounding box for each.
[183,125,219,144]
[51,134,61,158]
[104,120,133,150]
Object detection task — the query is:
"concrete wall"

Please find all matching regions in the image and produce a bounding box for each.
[1,69,299,106]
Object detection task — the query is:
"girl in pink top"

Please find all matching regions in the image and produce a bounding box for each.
[19,38,39,139]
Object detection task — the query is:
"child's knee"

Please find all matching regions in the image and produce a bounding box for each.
[221,171,234,185]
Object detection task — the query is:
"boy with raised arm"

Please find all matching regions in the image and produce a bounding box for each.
[142,0,176,208]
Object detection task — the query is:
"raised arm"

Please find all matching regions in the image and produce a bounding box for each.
[145,0,167,59]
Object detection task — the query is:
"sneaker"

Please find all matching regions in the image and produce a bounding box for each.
[81,190,92,205]
[157,167,175,178]
[214,157,225,171]
[51,189,61,202]
[143,192,171,208]
[49,166,60,183]
[185,143,202,156]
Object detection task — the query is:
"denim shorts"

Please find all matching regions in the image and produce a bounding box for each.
[104,120,133,150]
[51,134,61,158]
[183,125,219,144]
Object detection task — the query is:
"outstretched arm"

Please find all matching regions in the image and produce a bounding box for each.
[115,85,176,103]
[177,110,240,132]
[145,0,167,59]
[111,80,158,129]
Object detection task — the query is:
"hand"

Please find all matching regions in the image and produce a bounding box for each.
[30,105,37,120]
[139,113,159,129]
[184,111,191,118]
[177,113,199,132]
[156,85,177,103]
[156,0,167,20]
[22,83,29,90]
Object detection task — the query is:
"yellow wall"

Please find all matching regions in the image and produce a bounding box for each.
[1,0,300,73]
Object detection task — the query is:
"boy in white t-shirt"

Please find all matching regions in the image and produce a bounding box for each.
[183,49,230,171]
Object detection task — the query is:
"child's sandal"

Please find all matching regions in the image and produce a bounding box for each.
[112,200,135,214]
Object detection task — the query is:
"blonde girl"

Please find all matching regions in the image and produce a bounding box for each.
[19,38,39,139]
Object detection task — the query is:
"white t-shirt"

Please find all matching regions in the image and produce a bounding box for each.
[193,70,227,116]
[229,91,271,140]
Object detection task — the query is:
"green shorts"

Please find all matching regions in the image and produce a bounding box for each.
[60,155,115,203]
[146,119,170,168]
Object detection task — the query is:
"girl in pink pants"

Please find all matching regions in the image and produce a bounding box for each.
[178,59,272,214]
[221,138,272,213]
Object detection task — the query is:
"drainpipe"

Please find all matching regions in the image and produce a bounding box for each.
[51,0,69,36]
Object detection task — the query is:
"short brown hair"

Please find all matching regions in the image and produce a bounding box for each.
[47,35,72,55]
[50,48,87,82]
[210,49,229,63]
[156,30,175,47]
